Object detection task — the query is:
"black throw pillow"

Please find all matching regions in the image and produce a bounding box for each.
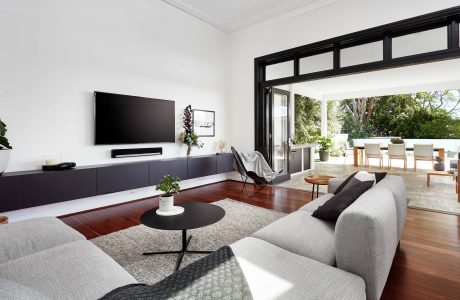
[333,172,357,194]
[373,172,387,183]
[312,180,374,222]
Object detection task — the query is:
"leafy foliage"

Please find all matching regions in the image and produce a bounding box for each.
[390,138,405,144]
[317,136,333,151]
[337,90,460,141]
[294,94,320,144]
[179,105,203,149]
[0,119,12,150]
[155,175,181,196]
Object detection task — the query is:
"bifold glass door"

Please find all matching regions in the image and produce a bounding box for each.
[269,88,290,174]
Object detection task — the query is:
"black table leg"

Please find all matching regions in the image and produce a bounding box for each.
[316,185,319,198]
[311,184,315,200]
[143,229,215,271]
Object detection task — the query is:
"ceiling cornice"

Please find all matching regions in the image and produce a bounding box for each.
[162,0,339,33]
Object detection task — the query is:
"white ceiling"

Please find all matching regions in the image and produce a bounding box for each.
[288,59,460,100]
[162,0,338,32]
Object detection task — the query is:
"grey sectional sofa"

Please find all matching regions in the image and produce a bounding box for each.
[0,217,137,300]
[231,175,407,300]
[0,175,406,300]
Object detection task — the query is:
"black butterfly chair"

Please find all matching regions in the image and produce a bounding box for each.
[231,146,280,196]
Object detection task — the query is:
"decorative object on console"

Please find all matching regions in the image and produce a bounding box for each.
[155,175,184,216]
[0,118,12,175]
[193,109,215,137]
[217,140,227,154]
[179,105,203,156]
[42,162,77,171]
[434,156,445,171]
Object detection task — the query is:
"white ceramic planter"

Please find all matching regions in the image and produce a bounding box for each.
[159,195,174,212]
[0,149,11,175]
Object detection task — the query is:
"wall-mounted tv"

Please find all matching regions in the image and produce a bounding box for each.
[95,92,175,145]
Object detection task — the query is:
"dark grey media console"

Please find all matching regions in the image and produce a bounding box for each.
[0,153,234,213]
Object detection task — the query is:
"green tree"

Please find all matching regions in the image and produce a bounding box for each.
[294,94,321,144]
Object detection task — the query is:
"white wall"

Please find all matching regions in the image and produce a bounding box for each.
[228,0,460,152]
[0,0,229,172]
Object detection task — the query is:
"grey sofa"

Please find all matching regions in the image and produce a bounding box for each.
[0,175,406,300]
[230,175,407,300]
[0,217,137,300]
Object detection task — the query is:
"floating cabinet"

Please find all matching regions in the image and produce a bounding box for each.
[97,162,149,195]
[0,176,22,213]
[216,154,234,173]
[22,169,97,208]
[1,153,236,212]
[187,156,217,178]
[149,158,188,185]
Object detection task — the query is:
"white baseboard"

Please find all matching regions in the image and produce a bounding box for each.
[4,172,238,223]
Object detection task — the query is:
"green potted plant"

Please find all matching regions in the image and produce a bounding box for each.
[390,137,405,144]
[0,119,12,175]
[179,105,203,156]
[317,136,333,162]
[155,175,181,212]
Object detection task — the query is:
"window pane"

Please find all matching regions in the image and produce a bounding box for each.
[299,51,333,74]
[340,41,383,67]
[266,60,294,80]
[392,27,447,58]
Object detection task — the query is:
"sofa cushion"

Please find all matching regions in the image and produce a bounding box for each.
[298,193,334,212]
[0,279,50,300]
[0,217,85,264]
[335,188,398,300]
[313,181,374,222]
[231,237,366,300]
[0,240,137,300]
[251,211,336,265]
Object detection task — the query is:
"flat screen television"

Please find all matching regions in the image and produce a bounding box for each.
[94,92,175,145]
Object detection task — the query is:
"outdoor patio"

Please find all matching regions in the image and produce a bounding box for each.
[277,156,460,215]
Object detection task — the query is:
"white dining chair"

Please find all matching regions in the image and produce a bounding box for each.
[388,144,407,171]
[365,143,383,168]
[413,144,434,171]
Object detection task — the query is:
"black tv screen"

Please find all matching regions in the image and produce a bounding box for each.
[95,92,175,145]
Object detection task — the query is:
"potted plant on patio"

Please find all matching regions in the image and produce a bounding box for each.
[390,137,405,144]
[0,118,12,175]
[317,136,333,162]
[156,175,181,212]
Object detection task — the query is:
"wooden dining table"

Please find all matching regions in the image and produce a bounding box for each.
[353,146,445,167]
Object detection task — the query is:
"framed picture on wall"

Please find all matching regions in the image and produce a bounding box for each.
[193,109,215,137]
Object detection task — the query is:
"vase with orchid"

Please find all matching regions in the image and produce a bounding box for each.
[179,105,203,156]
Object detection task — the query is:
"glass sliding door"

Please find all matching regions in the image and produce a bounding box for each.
[269,88,290,175]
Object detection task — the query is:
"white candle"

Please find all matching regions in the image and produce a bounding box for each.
[45,159,58,166]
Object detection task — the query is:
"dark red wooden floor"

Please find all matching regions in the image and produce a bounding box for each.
[60,180,460,300]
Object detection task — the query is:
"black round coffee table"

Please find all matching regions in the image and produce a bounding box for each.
[140,202,225,270]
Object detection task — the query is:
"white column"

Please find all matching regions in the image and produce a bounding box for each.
[320,99,328,137]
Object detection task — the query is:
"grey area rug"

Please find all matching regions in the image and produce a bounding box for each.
[91,199,286,284]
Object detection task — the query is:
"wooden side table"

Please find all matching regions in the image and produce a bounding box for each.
[305,176,335,200]
[426,170,454,186]
[0,216,8,224]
